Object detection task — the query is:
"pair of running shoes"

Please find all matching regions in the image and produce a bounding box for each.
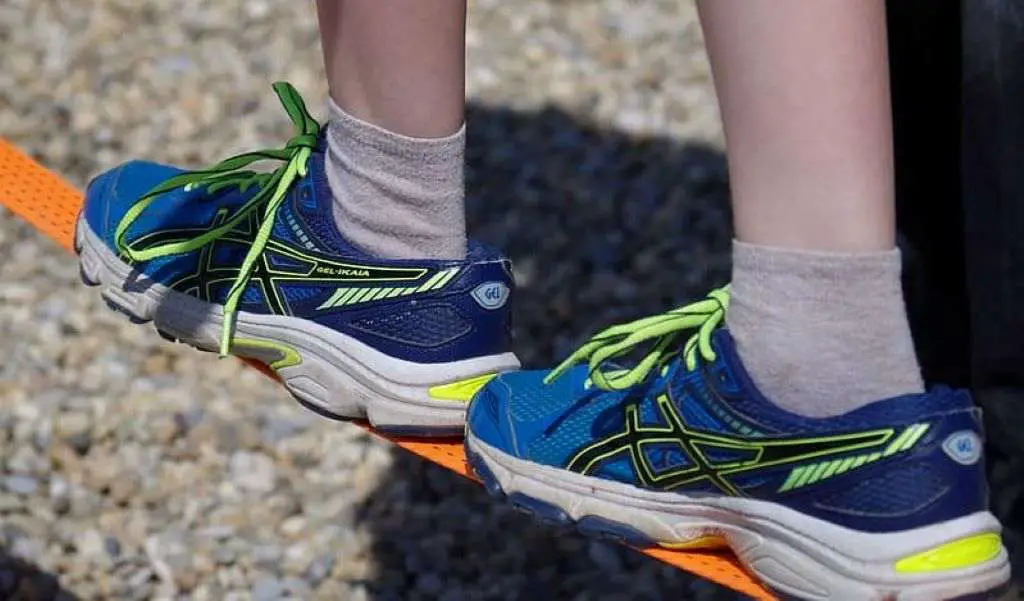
[75,83,1009,600]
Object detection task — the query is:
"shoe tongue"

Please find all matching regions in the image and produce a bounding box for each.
[708,329,741,371]
[315,127,329,153]
[285,149,367,257]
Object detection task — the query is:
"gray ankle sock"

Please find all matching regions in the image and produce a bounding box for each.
[326,98,467,260]
[726,240,924,417]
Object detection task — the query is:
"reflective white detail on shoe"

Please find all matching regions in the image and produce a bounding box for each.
[943,430,983,466]
[471,281,510,310]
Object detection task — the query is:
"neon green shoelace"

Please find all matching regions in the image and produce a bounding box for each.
[113,82,320,356]
[544,286,730,390]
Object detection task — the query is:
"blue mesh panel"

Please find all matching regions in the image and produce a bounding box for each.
[266,251,308,272]
[590,402,627,440]
[642,442,690,471]
[812,464,949,517]
[592,455,636,484]
[670,372,727,433]
[271,212,303,249]
[527,391,628,466]
[212,243,244,268]
[507,381,570,424]
[506,367,590,423]
[348,305,471,347]
[638,397,662,426]
[478,387,501,424]
[147,254,200,287]
[278,284,326,303]
[297,179,318,211]
[302,159,353,251]
[241,283,263,304]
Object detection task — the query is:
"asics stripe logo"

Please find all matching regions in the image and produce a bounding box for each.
[566,391,930,497]
[315,267,461,310]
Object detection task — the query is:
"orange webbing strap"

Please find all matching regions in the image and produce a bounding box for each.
[0,138,775,600]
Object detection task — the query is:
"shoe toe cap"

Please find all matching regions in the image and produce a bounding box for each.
[468,367,590,458]
[467,373,522,456]
[82,160,185,245]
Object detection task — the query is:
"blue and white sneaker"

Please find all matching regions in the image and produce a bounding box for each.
[75,82,519,435]
[465,288,1010,599]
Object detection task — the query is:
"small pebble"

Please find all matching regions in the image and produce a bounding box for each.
[251,576,284,601]
[4,475,39,496]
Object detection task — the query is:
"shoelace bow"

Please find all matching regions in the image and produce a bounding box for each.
[544,286,730,390]
[113,82,320,356]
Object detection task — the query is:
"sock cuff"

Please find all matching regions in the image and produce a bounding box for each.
[733,239,902,275]
[327,97,465,163]
[726,239,923,415]
[730,239,905,304]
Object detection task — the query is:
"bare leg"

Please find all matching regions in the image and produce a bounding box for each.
[699,0,894,252]
[698,0,922,416]
[316,0,468,260]
[317,0,466,138]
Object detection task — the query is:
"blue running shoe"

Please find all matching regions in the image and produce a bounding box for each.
[465,288,1009,599]
[76,82,519,435]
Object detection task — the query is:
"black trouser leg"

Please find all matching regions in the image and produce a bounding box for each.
[892,0,1024,572]
[963,1,1024,556]
[887,0,970,389]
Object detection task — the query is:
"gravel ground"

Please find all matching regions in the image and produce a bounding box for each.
[0,1,1017,601]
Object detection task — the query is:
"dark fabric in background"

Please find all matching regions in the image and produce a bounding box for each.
[889,0,1024,576]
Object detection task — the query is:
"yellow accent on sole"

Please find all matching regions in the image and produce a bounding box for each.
[428,373,498,402]
[894,533,1003,574]
[232,337,302,370]
[660,536,730,551]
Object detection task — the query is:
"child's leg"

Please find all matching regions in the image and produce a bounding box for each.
[698,0,923,416]
[317,0,468,260]
[317,0,465,136]
[462,4,1006,596]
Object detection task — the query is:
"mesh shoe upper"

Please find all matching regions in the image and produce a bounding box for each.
[82,137,515,364]
[468,329,989,533]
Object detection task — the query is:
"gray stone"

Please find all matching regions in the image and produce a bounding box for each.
[0,494,25,512]
[281,576,312,598]
[303,552,334,586]
[105,536,122,558]
[251,544,284,571]
[54,411,93,455]
[3,475,38,495]
[213,546,236,566]
[77,529,107,561]
[196,525,235,541]
[251,576,284,601]
[229,451,277,493]
[9,537,43,562]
